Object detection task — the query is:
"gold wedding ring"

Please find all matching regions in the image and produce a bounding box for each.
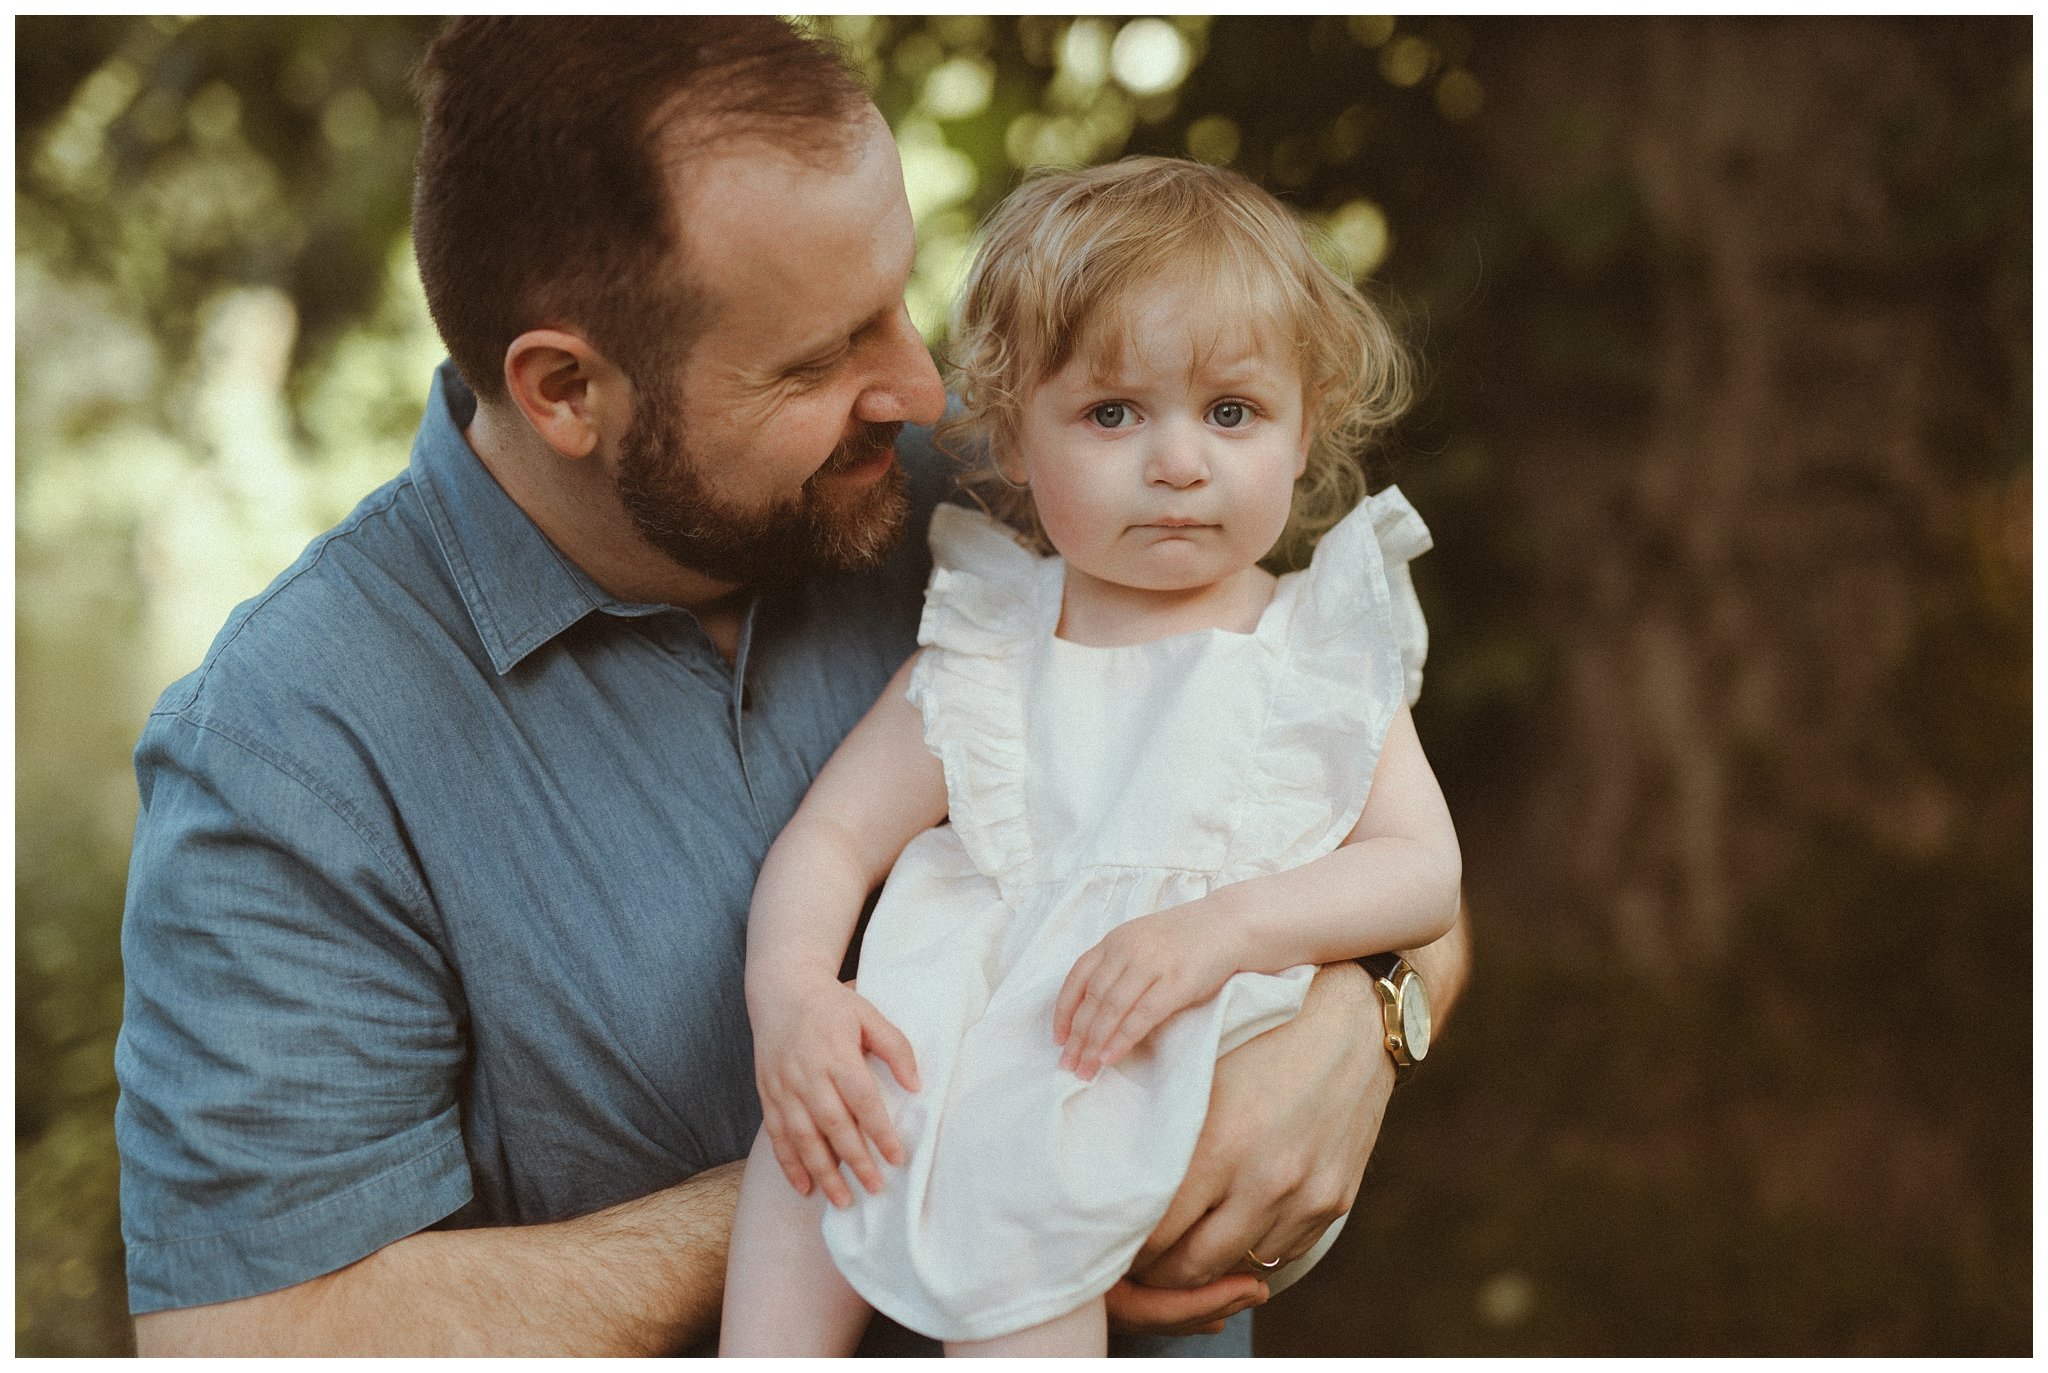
[1245,1247,1284,1271]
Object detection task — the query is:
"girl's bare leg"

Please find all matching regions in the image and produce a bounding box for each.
[944,1297,1107,1357]
[719,1128,873,1356]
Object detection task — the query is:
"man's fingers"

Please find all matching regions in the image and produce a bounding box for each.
[1145,1196,1281,1288]
[1103,1274,1266,1337]
[1135,1150,1228,1272]
[856,999,921,1094]
[1245,1208,1339,1274]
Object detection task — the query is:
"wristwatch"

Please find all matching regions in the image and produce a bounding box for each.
[1357,953,1430,1082]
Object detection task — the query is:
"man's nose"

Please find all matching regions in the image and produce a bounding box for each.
[854,307,947,427]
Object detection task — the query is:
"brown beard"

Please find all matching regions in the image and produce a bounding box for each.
[614,381,910,592]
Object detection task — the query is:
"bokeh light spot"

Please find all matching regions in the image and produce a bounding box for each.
[892,30,944,81]
[1185,114,1241,166]
[928,14,993,53]
[1059,19,1112,92]
[1437,69,1485,122]
[1476,1271,1537,1327]
[1110,18,1191,97]
[1325,103,1373,162]
[1319,198,1391,280]
[895,120,978,222]
[79,58,142,125]
[1347,15,1397,49]
[320,88,380,152]
[922,55,995,120]
[186,81,242,143]
[1378,34,1437,89]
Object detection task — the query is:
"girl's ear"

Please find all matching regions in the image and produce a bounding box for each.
[992,446,1032,490]
[1294,384,1327,480]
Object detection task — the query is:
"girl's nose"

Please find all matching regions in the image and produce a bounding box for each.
[1145,437,1209,489]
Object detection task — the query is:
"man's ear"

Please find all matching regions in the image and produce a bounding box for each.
[502,329,626,461]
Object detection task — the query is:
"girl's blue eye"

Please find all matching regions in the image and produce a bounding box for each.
[1211,401,1249,429]
[1089,402,1131,429]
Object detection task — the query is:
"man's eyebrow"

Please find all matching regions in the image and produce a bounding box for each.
[781,337,849,369]
[778,303,893,371]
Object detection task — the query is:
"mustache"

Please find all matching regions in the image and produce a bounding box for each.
[820,421,903,474]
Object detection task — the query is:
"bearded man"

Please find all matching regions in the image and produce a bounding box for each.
[114,16,1468,1355]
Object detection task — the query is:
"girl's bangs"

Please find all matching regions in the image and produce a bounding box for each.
[1068,243,1306,385]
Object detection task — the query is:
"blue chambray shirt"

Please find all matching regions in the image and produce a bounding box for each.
[114,362,944,1313]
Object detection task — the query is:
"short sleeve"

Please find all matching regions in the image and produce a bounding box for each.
[115,711,473,1314]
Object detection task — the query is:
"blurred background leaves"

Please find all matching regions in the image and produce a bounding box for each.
[14,15,2030,1357]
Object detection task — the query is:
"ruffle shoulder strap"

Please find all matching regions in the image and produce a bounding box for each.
[905,503,1044,891]
[1367,486,1432,707]
[1223,486,1434,882]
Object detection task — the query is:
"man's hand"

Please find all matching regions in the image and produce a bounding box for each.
[752,978,919,1206]
[1110,901,1471,1334]
[1139,961,1392,1288]
[1100,965,1386,1337]
[1105,1272,1270,1337]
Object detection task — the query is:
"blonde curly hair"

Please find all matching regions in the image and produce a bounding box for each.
[938,156,1412,571]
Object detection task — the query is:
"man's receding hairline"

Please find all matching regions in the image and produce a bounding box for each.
[648,85,877,177]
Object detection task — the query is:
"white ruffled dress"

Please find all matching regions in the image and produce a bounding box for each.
[820,489,1433,1342]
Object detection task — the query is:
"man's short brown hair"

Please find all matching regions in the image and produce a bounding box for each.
[411,17,870,401]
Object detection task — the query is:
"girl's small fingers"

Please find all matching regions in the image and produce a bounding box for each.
[833,1061,907,1172]
[1099,981,1180,1069]
[762,1111,812,1195]
[1052,950,1103,1043]
[1061,985,1108,1072]
[856,1001,921,1093]
[1078,970,1152,1073]
[809,1092,884,1197]
[788,1122,848,1207]
[1096,1012,1154,1072]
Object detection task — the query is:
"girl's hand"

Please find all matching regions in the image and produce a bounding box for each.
[1052,906,1240,1079]
[752,979,920,1207]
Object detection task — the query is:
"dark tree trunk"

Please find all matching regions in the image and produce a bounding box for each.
[1466,17,2028,971]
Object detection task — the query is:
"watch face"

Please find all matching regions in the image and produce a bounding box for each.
[1399,974,1432,1061]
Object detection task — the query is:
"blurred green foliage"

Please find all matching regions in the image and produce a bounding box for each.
[14,15,2029,1357]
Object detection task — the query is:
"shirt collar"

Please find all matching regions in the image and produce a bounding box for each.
[410,361,660,675]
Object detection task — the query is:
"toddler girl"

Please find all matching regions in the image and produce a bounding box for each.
[719,156,1460,1356]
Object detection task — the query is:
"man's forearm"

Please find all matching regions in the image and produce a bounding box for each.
[1407,896,1472,1023]
[134,1160,743,1356]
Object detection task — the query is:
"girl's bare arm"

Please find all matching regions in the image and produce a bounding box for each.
[743,653,949,1201]
[1055,703,1460,1075]
[1213,702,1462,966]
[744,652,948,993]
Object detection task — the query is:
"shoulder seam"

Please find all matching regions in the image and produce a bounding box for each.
[152,708,437,920]
[164,478,416,711]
